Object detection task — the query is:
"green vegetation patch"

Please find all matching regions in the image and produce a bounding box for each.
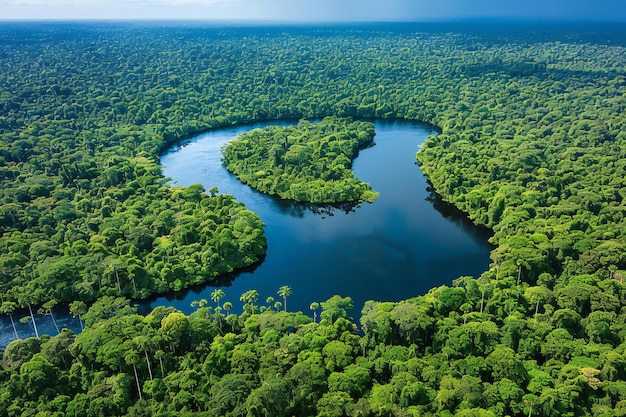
[2,21,626,417]
[222,117,379,203]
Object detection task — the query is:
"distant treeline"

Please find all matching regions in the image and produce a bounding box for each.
[0,22,625,416]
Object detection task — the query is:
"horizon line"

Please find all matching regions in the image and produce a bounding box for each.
[1,16,626,24]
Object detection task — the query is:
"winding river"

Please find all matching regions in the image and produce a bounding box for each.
[152,119,493,313]
[0,119,493,347]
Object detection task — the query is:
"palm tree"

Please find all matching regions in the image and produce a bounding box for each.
[191,299,208,309]
[105,257,124,294]
[191,299,210,318]
[525,286,551,325]
[211,289,225,309]
[19,292,40,338]
[277,286,292,312]
[459,303,472,325]
[523,394,538,417]
[134,335,155,381]
[128,269,138,295]
[240,289,259,315]
[479,284,487,314]
[69,300,88,331]
[310,302,319,323]
[125,350,143,400]
[214,306,223,333]
[223,301,233,316]
[155,349,166,378]
[40,299,60,334]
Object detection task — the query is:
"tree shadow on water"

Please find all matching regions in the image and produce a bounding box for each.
[273,198,363,218]
[425,186,493,243]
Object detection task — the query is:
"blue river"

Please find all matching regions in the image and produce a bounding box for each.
[0,119,493,347]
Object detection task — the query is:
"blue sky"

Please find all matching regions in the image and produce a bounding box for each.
[1,0,626,21]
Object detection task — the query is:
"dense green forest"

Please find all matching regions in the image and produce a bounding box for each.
[223,117,379,203]
[2,289,624,417]
[0,21,626,416]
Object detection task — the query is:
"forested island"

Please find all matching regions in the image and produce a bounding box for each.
[222,117,379,203]
[0,21,626,416]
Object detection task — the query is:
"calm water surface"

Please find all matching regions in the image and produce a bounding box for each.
[0,120,492,347]
[153,119,493,315]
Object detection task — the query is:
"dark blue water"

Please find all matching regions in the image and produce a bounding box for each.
[0,119,492,347]
[153,119,492,315]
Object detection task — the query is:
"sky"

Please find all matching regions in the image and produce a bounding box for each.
[1,0,626,22]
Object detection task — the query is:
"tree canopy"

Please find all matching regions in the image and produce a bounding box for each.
[223,117,379,203]
[0,21,626,416]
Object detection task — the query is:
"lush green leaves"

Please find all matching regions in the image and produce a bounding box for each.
[1,21,626,417]
[223,117,379,203]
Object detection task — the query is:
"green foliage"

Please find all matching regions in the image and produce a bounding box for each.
[0,285,625,416]
[0,21,626,417]
[223,117,379,203]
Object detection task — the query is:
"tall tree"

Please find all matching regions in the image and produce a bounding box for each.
[240,290,259,315]
[69,300,88,331]
[223,301,233,317]
[310,302,320,323]
[19,291,40,339]
[155,349,166,378]
[277,286,293,312]
[211,289,226,309]
[40,299,60,334]
[134,335,155,381]
[125,349,143,400]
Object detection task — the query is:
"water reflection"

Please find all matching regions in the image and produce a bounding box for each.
[0,120,493,348]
